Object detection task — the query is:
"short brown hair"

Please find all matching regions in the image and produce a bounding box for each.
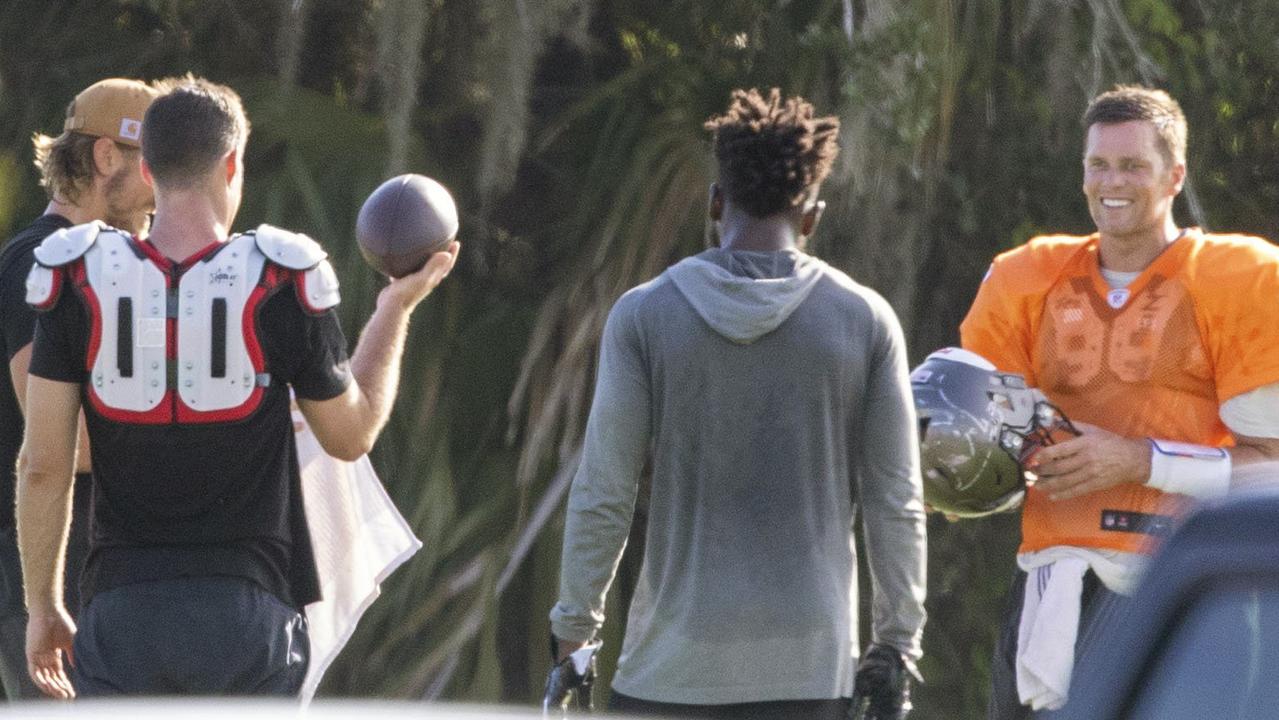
[704,88,840,218]
[1083,85,1186,166]
[142,77,250,188]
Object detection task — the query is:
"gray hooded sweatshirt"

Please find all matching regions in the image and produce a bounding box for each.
[550,248,926,704]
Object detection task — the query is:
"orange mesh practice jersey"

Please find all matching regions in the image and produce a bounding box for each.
[961,229,1279,554]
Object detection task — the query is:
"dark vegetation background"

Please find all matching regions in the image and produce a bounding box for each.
[2,1,1276,716]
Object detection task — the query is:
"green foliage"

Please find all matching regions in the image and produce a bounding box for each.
[0,151,18,234]
[2,1,1278,718]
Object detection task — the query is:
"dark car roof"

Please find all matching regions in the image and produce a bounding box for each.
[1061,488,1279,720]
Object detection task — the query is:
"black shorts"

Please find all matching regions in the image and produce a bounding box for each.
[71,575,308,696]
[608,690,850,719]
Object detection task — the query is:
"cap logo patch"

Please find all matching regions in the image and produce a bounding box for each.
[120,118,142,141]
[1106,288,1130,309]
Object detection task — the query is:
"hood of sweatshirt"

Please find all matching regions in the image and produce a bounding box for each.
[666,247,826,344]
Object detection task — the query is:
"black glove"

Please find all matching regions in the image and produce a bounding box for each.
[850,643,919,720]
[542,635,599,717]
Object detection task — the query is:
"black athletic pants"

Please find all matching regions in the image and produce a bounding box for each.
[71,576,308,696]
[987,567,1125,720]
[609,690,850,719]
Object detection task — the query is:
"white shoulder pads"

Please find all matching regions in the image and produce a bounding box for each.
[25,264,60,309]
[252,224,327,270]
[298,259,341,312]
[32,221,103,267]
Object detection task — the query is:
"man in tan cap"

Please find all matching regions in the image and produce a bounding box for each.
[0,77,158,699]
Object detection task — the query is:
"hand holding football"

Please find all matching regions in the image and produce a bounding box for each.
[356,174,459,278]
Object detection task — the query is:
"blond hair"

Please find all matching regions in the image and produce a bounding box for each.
[32,127,101,204]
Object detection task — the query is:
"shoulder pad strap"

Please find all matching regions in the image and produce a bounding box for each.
[25,263,63,310]
[32,221,103,267]
[252,224,327,270]
[297,259,341,313]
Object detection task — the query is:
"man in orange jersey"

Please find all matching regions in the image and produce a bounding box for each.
[961,85,1279,718]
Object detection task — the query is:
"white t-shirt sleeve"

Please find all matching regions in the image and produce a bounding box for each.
[1220,381,1279,438]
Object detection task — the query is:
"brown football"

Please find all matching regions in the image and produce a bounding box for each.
[355,174,458,278]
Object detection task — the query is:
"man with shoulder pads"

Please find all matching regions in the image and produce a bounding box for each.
[17,76,458,698]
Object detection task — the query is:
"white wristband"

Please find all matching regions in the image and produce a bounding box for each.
[1146,439,1231,499]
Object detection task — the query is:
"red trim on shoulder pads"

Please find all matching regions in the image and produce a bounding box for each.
[247,266,288,370]
[179,240,226,269]
[131,235,225,270]
[174,261,285,424]
[30,265,65,311]
[74,259,173,425]
[88,388,174,424]
[176,387,265,424]
[294,268,326,315]
[132,236,172,269]
[70,261,101,373]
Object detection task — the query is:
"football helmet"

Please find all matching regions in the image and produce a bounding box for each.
[910,348,1077,518]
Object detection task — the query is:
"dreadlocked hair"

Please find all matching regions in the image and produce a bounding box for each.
[704,88,840,218]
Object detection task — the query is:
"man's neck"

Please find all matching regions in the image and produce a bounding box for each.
[1097,216,1183,272]
[147,190,230,262]
[717,215,799,252]
[44,199,101,227]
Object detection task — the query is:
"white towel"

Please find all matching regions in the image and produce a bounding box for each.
[1015,557,1088,711]
[294,416,423,706]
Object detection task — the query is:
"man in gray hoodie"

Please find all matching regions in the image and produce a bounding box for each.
[548,88,927,720]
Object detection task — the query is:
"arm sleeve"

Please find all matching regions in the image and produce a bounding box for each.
[290,308,353,401]
[856,296,927,661]
[549,296,652,642]
[960,259,1037,380]
[28,282,87,384]
[1,249,37,362]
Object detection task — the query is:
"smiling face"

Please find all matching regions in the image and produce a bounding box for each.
[1082,120,1185,246]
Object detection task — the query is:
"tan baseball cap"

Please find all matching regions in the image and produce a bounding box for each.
[62,78,159,147]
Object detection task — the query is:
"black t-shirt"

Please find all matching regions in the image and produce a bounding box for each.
[29,238,353,609]
[0,214,73,613]
[0,214,73,529]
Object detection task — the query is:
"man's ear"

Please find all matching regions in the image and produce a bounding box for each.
[707,183,723,222]
[801,199,826,237]
[91,137,119,178]
[1169,160,1187,196]
[224,150,238,184]
[139,157,155,189]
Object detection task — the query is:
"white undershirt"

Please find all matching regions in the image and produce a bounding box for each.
[1097,267,1140,289]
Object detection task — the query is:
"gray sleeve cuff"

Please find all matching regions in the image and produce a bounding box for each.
[549,602,603,643]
